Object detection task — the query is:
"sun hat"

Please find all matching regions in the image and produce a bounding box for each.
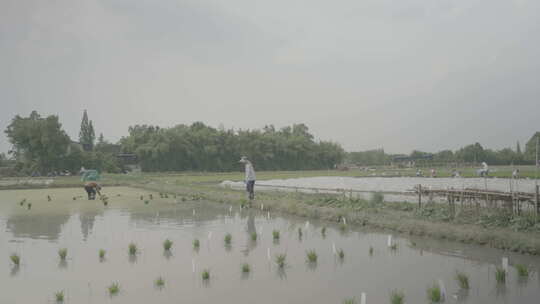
[239,156,249,163]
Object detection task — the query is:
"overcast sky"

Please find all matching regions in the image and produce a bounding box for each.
[1,0,539,154]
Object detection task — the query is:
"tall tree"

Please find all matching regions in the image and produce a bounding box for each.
[516,141,522,154]
[79,110,95,151]
[5,111,70,172]
[525,132,540,163]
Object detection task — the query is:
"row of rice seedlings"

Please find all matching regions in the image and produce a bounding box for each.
[306,250,318,263]
[390,289,405,304]
[342,298,356,304]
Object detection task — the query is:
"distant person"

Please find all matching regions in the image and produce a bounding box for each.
[84,181,101,200]
[430,168,436,178]
[416,169,422,177]
[512,169,520,179]
[239,156,256,204]
[478,162,489,177]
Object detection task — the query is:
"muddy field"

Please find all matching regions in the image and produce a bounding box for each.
[1,187,540,303]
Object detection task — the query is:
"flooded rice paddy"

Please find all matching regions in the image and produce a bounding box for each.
[1,187,540,303]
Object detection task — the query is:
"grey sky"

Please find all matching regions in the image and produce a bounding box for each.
[1,0,538,155]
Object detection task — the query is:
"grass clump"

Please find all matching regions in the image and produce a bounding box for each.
[495,267,506,283]
[241,263,251,273]
[427,283,441,303]
[455,271,469,289]
[193,239,200,249]
[515,264,529,277]
[224,233,232,245]
[202,269,210,280]
[338,248,345,259]
[99,249,106,259]
[250,232,257,241]
[306,250,318,263]
[155,276,165,288]
[163,239,173,251]
[108,282,120,296]
[128,243,138,256]
[55,290,64,302]
[58,248,68,260]
[275,254,287,268]
[272,230,280,240]
[342,298,356,304]
[390,289,405,304]
[10,253,20,266]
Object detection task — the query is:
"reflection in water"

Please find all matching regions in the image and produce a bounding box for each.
[6,214,70,241]
[277,268,287,280]
[163,250,173,260]
[58,260,67,269]
[10,265,20,277]
[455,289,470,303]
[307,261,317,271]
[129,255,138,264]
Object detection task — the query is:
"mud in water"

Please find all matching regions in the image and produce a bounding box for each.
[1,187,540,303]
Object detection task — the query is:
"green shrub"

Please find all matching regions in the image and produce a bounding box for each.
[455,271,469,289]
[390,289,404,304]
[427,283,441,302]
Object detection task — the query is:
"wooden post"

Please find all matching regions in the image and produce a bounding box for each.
[418,184,422,208]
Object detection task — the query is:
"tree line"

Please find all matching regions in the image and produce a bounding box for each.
[3,111,344,174]
[347,136,540,166]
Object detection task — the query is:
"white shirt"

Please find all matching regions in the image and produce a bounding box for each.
[245,162,256,181]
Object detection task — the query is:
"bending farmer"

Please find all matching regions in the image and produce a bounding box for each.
[239,156,256,203]
[84,182,101,200]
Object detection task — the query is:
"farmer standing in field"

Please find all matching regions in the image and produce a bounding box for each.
[239,156,256,205]
[81,169,102,200]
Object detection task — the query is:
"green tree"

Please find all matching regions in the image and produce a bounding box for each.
[525,132,540,163]
[79,110,95,151]
[4,111,70,173]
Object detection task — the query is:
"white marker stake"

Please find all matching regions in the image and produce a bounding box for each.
[387,235,393,247]
[360,292,366,304]
[193,209,196,216]
[438,279,446,301]
[261,204,264,210]
[332,243,337,255]
[267,212,270,219]
[502,257,509,272]
[192,259,196,273]
[267,248,271,261]
[342,217,347,225]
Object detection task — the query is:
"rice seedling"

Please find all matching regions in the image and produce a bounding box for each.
[164,193,169,198]
[202,269,210,280]
[250,232,257,241]
[128,243,138,256]
[298,227,303,239]
[495,267,506,283]
[140,195,143,200]
[47,195,52,202]
[427,283,441,303]
[369,246,374,256]
[390,289,405,304]
[19,199,26,206]
[27,203,32,210]
[241,263,251,273]
[72,196,77,201]
[163,239,173,251]
[306,250,317,263]
[58,248,68,260]
[159,192,164,198]
[55,290,64,302]
[149,194,153,199]
[10,253,20,266]
[321,226,327,237]
[108,282,120,295]
[390,243,398,251]
[275,254,287,268]
[342,298,356,304]
[224,233,232,245]
[338,248,345,260]
[193,239,200,249]
[455,271,470,289]
[155,276,165,288]
[272,230,280,240]
[144,200,149,205]
[515,264,529,277]
[99,249,106,260]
